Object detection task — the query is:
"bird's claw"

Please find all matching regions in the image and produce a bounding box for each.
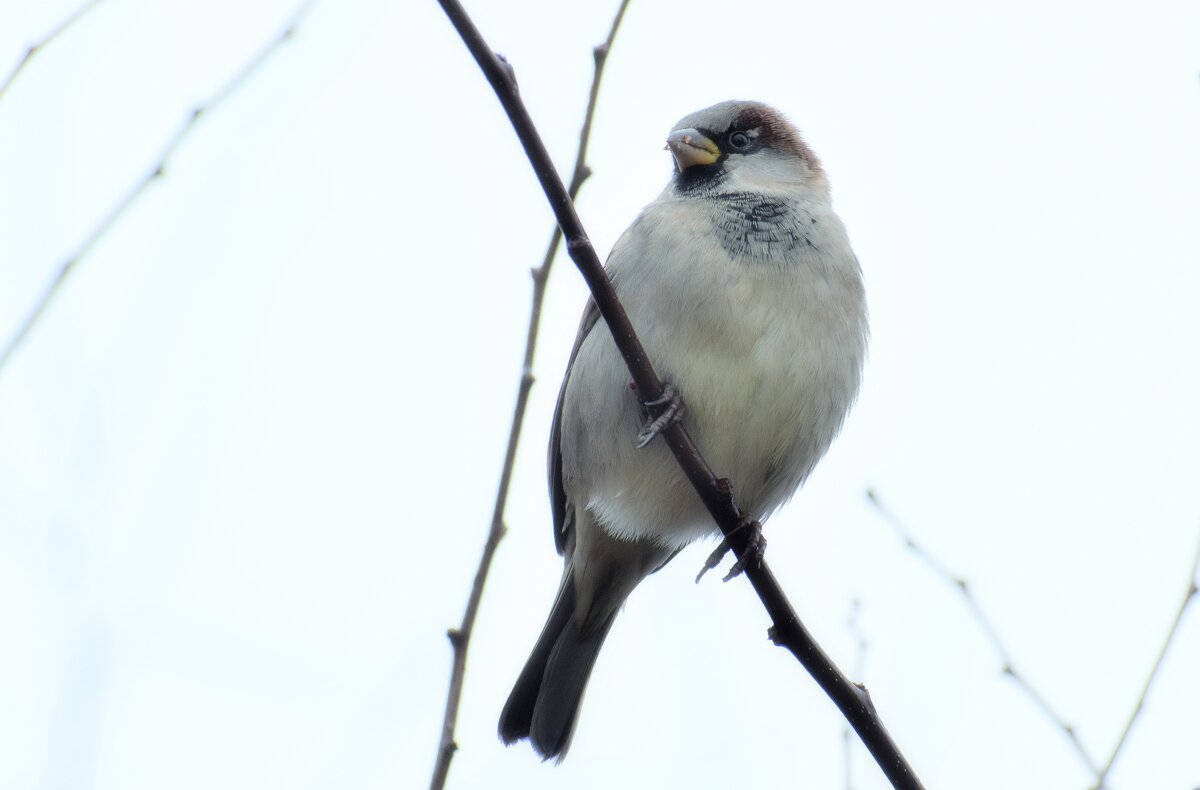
[695,517,766,583]
[635,382,684,448]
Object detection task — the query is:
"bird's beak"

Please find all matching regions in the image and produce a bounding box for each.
[665,128,720,170]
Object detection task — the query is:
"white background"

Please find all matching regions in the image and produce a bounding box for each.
[2,1,1198,788]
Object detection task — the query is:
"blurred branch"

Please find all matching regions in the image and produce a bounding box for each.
[1092,533,1200,789]
[428,3,631,788]
[869,490,1200,787]
[437,2,924,788]
[0,0,104,105]
[0,0,318,376]
[865,489,1101,775]
[843,598,868,790]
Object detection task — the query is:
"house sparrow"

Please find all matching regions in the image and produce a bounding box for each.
[498,100,868,761]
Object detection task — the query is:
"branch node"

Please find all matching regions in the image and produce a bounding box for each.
[593,44,608,65]
[494,52,518,89]
[565,234,591,252]
[446,628,464,648]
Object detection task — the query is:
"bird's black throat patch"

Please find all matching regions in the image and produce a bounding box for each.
[710,192,811,262]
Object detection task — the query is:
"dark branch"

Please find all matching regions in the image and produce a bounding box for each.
[427,3,631,789]
[436,2,924,787]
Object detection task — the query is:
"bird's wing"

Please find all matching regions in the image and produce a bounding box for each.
[548,297,601,556]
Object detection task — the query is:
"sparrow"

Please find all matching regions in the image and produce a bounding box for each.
[498,100,868,761]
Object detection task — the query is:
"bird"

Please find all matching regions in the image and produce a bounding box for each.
[498,100,868,761]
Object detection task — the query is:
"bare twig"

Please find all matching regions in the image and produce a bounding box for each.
[865,488,1101,775]
[0,0,104,105]
[437,2,924,787]
[0,0,318,375]
[868,490,1200,787]
[843,599,868,790]
[428,4,630,788]
[1092,533,1200,789]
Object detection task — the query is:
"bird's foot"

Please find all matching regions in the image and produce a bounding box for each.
[634,382,684,448]
[695,517,766,583]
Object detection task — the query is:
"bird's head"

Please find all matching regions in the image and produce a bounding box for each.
[666,100,826,196]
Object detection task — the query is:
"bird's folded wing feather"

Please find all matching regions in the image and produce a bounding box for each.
[548,297,601,556]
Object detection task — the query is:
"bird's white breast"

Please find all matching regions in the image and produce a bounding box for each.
[560,190,867,549]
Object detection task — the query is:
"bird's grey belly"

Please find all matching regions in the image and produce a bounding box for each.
[561,292,854,549]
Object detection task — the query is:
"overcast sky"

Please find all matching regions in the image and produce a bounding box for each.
[2,1,1199,788]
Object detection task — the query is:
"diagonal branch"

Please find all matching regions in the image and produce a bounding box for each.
[868,491,1200,788]
[427,4,630,788]
[1092,532,1200,789]
[436,2,924,788]
[0,0,105,105]
[865,489,1101,775]
[0,0,318,376]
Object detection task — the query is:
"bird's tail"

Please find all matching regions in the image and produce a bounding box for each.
[497,570,617,762]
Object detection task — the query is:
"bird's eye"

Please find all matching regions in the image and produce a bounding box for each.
[729,131,752,149]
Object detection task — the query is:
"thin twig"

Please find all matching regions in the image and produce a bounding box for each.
[436,2,924,787]
[0,0,104,105]
[865,489,1102,774]
[843,599,868,790]
[1092,533,1200,789]
[427,4,630,789]
[0,0,318,376]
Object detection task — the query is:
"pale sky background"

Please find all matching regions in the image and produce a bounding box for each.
[1,1,1198,789]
